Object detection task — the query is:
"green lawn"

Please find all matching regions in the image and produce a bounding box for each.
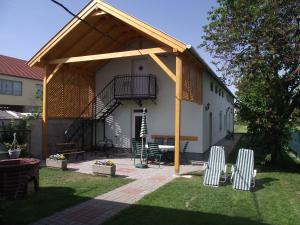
[104,172,300,225]
[104,135,300,225]
[1,167,132,225]
[234,123,300,133]
[234,123,248,133]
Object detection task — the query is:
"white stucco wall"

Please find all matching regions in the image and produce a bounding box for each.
[202,71,234,152]
[94,40,232,154]
[95,53,177,147]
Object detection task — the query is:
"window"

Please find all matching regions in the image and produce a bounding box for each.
[219,88,221,96]
[210,82,214,91]
[0,79,22,96]
[219,111,222,131]
[215,85,218,94]
[222,90,224,97]
[36,84,43,99]
[13,82,22,96]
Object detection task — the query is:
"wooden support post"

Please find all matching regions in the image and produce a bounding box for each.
[174,55,183,174]
[46,64,63,84]
[42,67,49,159]
[149,53,176,82]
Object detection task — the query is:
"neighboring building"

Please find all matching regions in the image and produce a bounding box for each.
[28,0,234,163]
[0,55,44,112]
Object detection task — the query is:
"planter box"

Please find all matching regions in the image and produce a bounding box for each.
[92,164,116,176]
[46,159,67,170]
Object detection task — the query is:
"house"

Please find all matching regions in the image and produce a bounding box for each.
[27,0,234,173]
[0,55,44,112]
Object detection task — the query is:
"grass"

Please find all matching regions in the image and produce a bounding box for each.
[234,123,300,133]
[104,172,300,225]
[103,135,300,225]
[1,167,132,225]
[234,123,248,133]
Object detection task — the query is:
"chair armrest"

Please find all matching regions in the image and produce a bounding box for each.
[231,165,235,173]
[253,169,257,177]
[224,165,227,173]
[230,165,236,182]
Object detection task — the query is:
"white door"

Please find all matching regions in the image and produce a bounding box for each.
[132,110,143,141]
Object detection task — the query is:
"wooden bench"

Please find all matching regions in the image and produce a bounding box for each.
[151,135,198,143]
[55,143,85,160]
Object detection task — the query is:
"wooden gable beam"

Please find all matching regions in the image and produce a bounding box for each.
[46,64,64,84]
[81,34,140,71]
[48,47,171,64]
[95,0,187,52]
[149,53,176,82]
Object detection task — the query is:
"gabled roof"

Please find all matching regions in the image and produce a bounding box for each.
[0,54,44,80]
[27,0,234,97]
[27,0,187,67]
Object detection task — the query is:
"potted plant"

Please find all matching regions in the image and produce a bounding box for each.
[92,160,116,176]
[46,154,67,170]
[3,143,20,159]
[4,133,22,159]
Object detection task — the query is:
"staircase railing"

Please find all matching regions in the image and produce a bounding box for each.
[64,74,156,145]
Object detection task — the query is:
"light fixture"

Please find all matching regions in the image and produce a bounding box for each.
[205,103,210,111]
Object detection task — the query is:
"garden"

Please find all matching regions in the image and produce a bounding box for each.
[103,135,300,225]
[0,167,132,225]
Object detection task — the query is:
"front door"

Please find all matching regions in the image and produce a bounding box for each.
[132,111,143,141]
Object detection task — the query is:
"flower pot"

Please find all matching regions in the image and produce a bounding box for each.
[46,159,67,170]
[92,164,116,176]
[8,149,21,159]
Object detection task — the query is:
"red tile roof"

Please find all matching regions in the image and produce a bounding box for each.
[0,54,44,80]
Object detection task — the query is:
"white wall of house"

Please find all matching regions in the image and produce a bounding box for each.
[95,48,204,153]
[95,53,176,147]
[202,71,234,152]
[95,40,233,154]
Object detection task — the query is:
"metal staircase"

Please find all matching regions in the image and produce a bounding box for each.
[64,74,156,151]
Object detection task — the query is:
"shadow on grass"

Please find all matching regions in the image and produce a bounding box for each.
[104,204,271,225]
[1,186,91,225]
[0,184,277,225]
[254,177,279,191]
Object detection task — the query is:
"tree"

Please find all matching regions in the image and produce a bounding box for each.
[201,0,300,164]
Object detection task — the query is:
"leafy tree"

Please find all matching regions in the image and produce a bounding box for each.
[201,0,300,164]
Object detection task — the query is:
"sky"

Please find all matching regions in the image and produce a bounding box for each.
[0,0,235,92]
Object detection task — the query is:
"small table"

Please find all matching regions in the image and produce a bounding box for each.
[145,144,175,163]
[145,144,175,151]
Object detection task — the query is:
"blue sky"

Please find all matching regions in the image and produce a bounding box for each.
[0,0,235,92]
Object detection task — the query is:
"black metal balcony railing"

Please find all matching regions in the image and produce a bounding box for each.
[64,74,156,147]
[114,75,156,99]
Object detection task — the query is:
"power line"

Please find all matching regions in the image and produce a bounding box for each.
[50,0,117,42]
[49,0,143,56]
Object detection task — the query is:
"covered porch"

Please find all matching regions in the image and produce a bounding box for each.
[28,0,203,174]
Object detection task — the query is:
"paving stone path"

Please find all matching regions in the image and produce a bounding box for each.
[31,159,202,225]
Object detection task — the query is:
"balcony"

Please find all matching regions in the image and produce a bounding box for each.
[113,74,156,100]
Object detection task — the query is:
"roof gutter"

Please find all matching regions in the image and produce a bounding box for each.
[186,45,235,98]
